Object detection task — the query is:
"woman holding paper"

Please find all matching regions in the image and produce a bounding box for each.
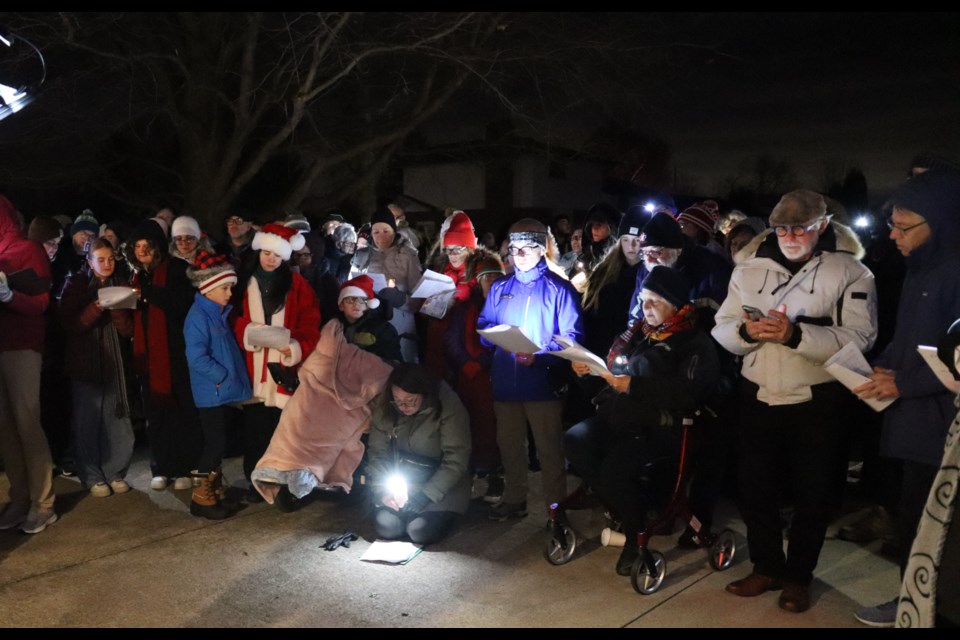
[60,238,136,498]
[234,224,321,492]
[565,266,720,576]
[365,208,422,363]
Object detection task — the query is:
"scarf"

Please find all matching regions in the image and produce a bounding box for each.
[607,303,697,370]
[88,272,130,418]
[132,259,172,400]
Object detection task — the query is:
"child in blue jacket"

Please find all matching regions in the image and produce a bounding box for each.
[184,250,252,519]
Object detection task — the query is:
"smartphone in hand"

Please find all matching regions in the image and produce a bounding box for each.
[742,305,767,321]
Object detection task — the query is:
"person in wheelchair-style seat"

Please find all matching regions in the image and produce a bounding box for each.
[565,266,720,576]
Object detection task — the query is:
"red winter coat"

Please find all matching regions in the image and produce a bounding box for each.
[0,196,51,354]
[235,271,322,409]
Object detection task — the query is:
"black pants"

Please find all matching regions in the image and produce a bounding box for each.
[564,416,680,538]
[144,378,203,478]
[242,402,282,481]
[197,406,229,474]
[374,508,457,545]
[737,380,845,585]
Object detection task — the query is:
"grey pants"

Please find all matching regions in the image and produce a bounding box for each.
[71,379,135,487]
[494,400,567,507]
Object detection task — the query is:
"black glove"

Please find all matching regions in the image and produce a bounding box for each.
[401,491,431,517]
[378,286,407,309]
[322,531,359,551]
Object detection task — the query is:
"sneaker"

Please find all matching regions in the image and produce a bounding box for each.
[0,504,29,530]
[89,482,113,498]
[21,509,58,534]
[854,597,898,627]
[150,476,169,491]
[109,479,131,494]
[484,474,505,504]
[487,500,527,521]
[172,477,193,491]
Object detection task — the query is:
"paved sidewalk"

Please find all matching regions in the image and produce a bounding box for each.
[0,451,899,628]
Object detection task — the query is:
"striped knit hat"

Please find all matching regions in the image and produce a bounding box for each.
[188,250,237,295]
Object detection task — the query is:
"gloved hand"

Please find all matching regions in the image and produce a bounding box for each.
[400,491,431,517]
[322,531,359,551]
[462,361,483,379]
[0,272,11,303]
[377,286,407,309]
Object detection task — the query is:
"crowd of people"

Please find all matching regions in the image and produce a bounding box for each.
[1,159,959,627]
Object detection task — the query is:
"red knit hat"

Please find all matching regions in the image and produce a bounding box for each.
[441,211,477,249]
[252,223,306,260]
[338,274,380,309]
[676,200,720,236]
[188,250,237,294]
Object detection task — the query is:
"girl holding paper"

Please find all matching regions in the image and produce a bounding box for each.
[234,224,321,492]
[60,238,136,497]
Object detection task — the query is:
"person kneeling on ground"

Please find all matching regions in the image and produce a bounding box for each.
[366,363,472,545]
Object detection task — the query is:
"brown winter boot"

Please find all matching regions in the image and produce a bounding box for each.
[190,471,234,520]
[212,468,242,513]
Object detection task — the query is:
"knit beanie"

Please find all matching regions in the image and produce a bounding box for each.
[641,266,690,310]
[284,212,312,233]
[70,210,100,236]
[677,200,720,235]
[442,211,477,248]
[639,213,685,248]
[171,215,201,240]
[370,208,397,233]
[619,206,652,237]
[188,250,237,295]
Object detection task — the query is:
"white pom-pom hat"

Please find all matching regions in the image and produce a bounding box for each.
[252,223,306,261]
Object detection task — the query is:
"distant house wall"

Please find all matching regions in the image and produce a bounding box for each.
[402,162,486,211]
[513,156,606,214]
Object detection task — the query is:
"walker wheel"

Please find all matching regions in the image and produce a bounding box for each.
[631,549,666,594]
[709,529,737,571]
[544,522,578,565]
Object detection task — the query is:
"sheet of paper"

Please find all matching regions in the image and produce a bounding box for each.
[247,325,291,349]
[477,324,540,354]
[552,335,610,376]
[97,286,138,310]
[823,343,893,412]
[360,539,423,565]
[410,269,456,298]
[917,345,960,393]
[367,272,389,293]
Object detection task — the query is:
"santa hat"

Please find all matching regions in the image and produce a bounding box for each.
[252,223,305,260]
[171,216,201,239]
[188,250,237,295]
[441,211,477,249]
[338,275,380,309]
[676,201,720,236]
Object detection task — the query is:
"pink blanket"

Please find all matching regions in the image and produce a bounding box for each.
[253,320,393,502]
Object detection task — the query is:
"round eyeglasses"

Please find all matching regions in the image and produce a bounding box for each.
[773,220,823,237]
[507,244,541,257]
[443,246,467,256]
[341,296,368,307]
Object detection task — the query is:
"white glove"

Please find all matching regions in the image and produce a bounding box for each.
[0,272,11,303]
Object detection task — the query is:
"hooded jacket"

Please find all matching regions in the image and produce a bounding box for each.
[712,222,878,406]
[0,195,52,353]
[477,257,583,402]
[875,170,960,465]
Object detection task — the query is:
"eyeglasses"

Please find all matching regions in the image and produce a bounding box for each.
[341,296,368,306]
[773,220,823,237]
[507,244,541,257]
[443,246,467,256]
[391,397,420,409]
[886,219,928,234]
[640,247,666,259]
[225,217,246,225]
[294,251,312,260]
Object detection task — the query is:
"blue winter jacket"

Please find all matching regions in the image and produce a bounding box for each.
[477,258,583,401]
[184,292,253,408]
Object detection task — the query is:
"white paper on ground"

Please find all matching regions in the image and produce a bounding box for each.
[360,540,423,565]
[552,335,610,376]
[477,324,540,354]
[246,325,291,349]
[410,269,456,298]
[97,286,138,310]
[917,345,960,393]
[823,342,893,412]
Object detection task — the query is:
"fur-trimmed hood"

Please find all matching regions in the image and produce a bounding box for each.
[733,221,865,265]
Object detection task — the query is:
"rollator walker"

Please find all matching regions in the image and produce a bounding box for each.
[544,411,738,594]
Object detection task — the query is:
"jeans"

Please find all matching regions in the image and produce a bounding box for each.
[71,379,135,487]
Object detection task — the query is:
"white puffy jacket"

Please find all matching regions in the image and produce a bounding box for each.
[712,223,878,405]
